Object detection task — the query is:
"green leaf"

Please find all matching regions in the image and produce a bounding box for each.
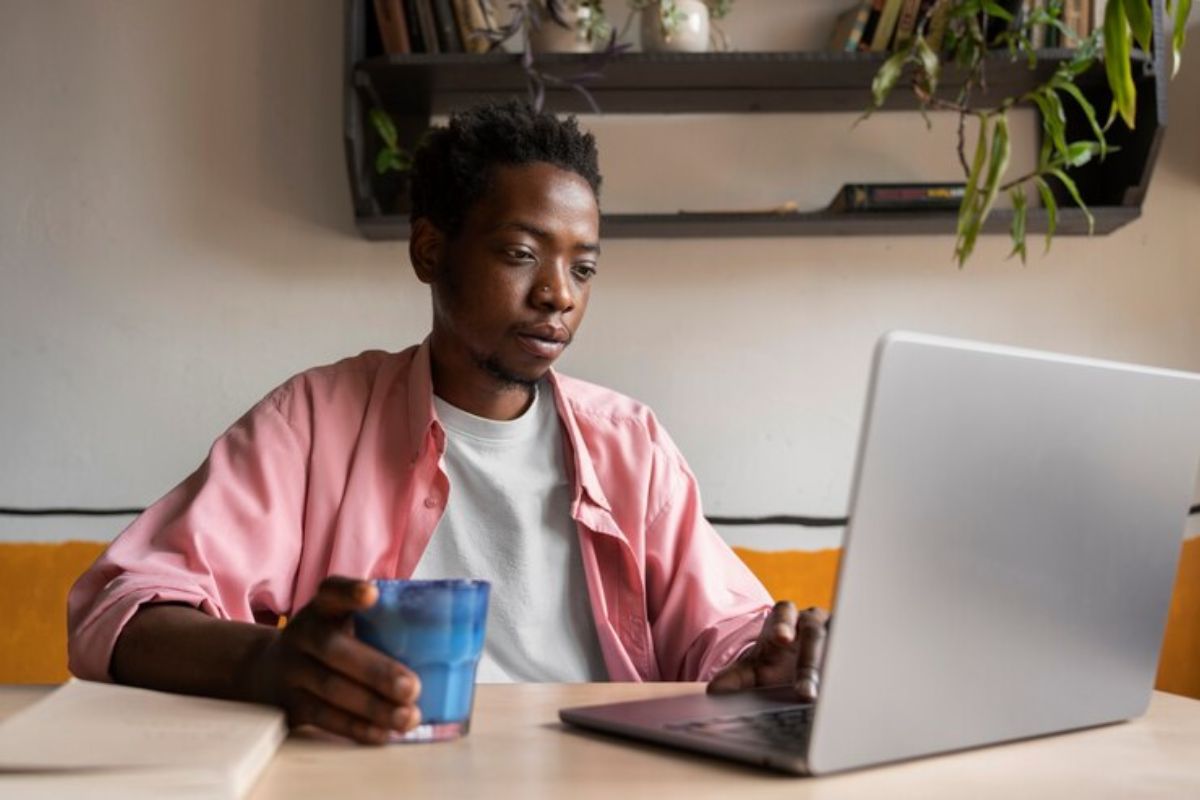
[956,116,991,266]
[1064,140,1102,167]
[1034,177,1058,253]
[1009,185,1028,264]
[1049,167,1095,235]
[1030,89,1069,163]
[1174,0,1193,77]
[1052,80,1107,157]
[957,115,1011,267]
[982,1,1015,21]
[979,114,1012,222]
[1122,0,1153,54]
[915,36,940,96]
[1104,0,1137,128]
[374,148,392,175]
[958,115,990,236]
[369,108,399,150]
[872,48,909,109]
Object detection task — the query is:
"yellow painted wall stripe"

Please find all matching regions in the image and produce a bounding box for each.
[1,540,1197,699]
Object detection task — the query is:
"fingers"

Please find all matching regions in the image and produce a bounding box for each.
[706,658,757,694]
[310,576,378,618]
[794,606,829,702]
[290,653,421,735]
[708,602,800,694]
[761,601,800,653]
[292,623,421,706]
[272,576,425,743]
[289,688,402,745]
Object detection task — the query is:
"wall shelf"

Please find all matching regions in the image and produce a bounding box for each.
[359,206,1131,241]
[343,0,1167,241]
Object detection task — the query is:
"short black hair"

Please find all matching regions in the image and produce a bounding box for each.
[409,100,602,238]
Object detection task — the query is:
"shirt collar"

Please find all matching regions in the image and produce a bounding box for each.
[406,337,612,514]
[406,337,441,465]
[546,370,613,514]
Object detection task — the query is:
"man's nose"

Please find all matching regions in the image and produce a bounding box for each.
[532,266,574,311]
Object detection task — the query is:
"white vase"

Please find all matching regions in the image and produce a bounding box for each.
[640,0,710,53]
[528,1,597,53]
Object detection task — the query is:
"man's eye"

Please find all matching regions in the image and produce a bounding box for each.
[506,249,535,262]
[572,264,597,282]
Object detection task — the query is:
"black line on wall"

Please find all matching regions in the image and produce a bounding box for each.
[2,506,1199,523]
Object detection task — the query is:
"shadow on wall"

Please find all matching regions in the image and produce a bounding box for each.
[163,1,359,259]
[1160,22,1200,186]
[249,0,354,239]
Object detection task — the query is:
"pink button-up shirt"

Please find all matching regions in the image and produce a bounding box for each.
[68,341,772,682]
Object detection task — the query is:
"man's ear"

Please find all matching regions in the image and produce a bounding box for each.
[409,218,446,285]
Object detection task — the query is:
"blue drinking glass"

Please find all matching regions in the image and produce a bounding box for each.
[353,579,490,743]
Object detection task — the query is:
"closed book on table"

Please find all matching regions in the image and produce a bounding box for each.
[0,679,287,799]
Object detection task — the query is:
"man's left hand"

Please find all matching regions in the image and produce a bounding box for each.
[706,601,829,702]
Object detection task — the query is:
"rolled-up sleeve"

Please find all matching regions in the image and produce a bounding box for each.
[644,443,772,682]
[67,386,308,681]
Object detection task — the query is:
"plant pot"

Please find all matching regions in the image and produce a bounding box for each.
[528,1,598,53]
[640,0,710,53]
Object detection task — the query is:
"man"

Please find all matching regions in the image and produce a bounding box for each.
[68,101,828,745]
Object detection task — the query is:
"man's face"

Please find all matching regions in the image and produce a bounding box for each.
[422,161,601,390]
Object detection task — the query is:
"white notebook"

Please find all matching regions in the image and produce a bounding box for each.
[0,679,287,799]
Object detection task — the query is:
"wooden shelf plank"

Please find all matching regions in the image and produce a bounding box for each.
[357,206,1137,241]
[356,49,1154,115]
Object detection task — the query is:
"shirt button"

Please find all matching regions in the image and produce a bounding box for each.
[424,496,439,508]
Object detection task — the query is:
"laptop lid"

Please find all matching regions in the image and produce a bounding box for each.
[807,332,1200,774]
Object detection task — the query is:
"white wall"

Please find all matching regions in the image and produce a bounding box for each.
[2,1,1198,549]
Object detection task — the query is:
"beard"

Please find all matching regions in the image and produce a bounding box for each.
[475,352,542,389]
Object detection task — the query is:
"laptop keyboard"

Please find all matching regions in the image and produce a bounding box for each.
[665,705,814,754]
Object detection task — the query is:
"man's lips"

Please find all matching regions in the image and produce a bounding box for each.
[515,325,570,359]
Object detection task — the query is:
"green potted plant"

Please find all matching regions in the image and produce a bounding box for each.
[867,0,1192,265]
[629,0,734,52]
[527,0,613,52]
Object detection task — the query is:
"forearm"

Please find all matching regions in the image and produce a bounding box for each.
[109,603,280,705]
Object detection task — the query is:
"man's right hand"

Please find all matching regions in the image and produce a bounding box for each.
[248,576,422,744]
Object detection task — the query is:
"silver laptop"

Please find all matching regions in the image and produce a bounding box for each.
[560,331,1200,775]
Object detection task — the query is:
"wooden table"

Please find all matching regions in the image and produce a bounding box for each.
[3,684,1199,798]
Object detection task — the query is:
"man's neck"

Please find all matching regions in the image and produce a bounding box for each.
[428,342,534,421]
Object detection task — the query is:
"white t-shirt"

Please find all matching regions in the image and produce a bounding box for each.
[411,382,609,683]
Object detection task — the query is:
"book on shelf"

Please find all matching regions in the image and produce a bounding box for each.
[1061,0,1092,43]
[433,0,464,52]
[404,0,428,52]
[827,182,967,212]
[829,2,867,52]
[892,0,926,49]
[413,0,441,53]
[926,0,951,50]
[374,0,412,54]
[1026,0,1047,49]
[859,0,885,51]
[1093,1,1108,37]
[870,0,905,51]
[452,0,496,54]
[0,679,287,800]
